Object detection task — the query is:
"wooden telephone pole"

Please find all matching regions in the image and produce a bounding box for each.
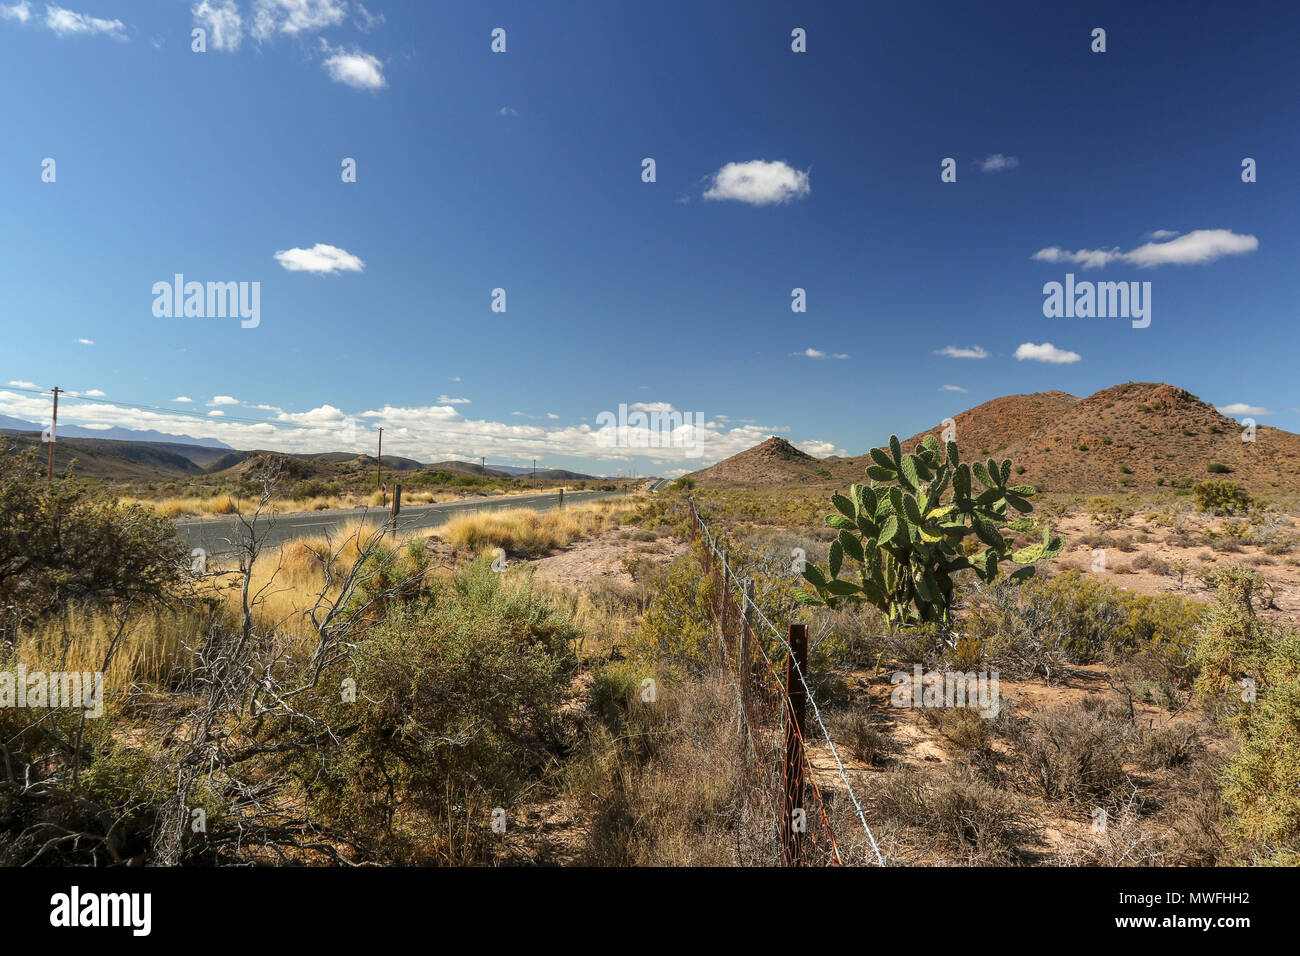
[46,386,61,491]
[376,427,384,503]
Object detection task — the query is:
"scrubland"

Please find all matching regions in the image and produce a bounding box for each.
[4,436,1297,866]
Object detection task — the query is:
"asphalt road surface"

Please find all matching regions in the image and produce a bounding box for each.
[174,489,626,557]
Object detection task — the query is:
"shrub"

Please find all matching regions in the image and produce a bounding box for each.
[834,709,887,764]
[1193,479,1251,515]
[0,441,187,624]
[938,708,992,753]
[1220,628,1300,862]
[1020,704,1131,805]
[1207,463,1233,474]
[871,765,1026,863]
[291,558,579,864]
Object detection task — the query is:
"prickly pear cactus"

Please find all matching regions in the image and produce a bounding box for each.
[798,433,1063,625]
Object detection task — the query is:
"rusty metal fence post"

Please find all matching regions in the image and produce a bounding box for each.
[782,622,808,866]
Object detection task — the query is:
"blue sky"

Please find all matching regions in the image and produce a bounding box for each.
[1,0,1296,476]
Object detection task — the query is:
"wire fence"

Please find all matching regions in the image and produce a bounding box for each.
[685,496,886,867]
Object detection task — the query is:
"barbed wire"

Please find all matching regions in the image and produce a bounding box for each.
[687,496,887,867]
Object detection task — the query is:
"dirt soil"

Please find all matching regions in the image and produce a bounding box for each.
[529,526,687,588]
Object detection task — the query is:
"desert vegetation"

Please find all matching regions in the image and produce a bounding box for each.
[3,424,1298,867]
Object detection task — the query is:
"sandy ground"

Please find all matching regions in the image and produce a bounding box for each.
[529,526,687,589]
[1047,509,1300,621]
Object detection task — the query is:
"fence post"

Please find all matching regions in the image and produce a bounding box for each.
[782,622,808,866]
[390,483,402,538]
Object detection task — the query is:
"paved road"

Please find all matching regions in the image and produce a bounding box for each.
[174,489,626,557]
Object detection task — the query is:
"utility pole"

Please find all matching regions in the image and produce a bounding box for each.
[376,427,384,504]
[46,386,61,491]
[480,456,485,476]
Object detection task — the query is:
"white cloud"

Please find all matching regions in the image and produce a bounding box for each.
[1030,246,1124,269]
[1126,230,1259,267]
[8,380,37,388]
[1146,229,1179,241]
[0,2,32,23]
[980,153,1019,172]
[703,160,810,206]
[77,337,93,345]
[172,396,193,403]
[1032,229,1258,269]
[795,439,847,458]
[935,345,988,359]
[252,0,346,40]
[192,0,242,52]
[630,402,675,413]
[353,2,383,31]
[546,413,559,420]
[438,395,471,404]
[321,43,386,90]
[44,4,126,38]
[497,106,518,117]
[274,242,365,273]
[940,384,968,392]
[795,349,849,360]
[0,387,841,472]
[208,395,239,406]
[83,389,105,397]
[1015,342,1081,364]
[1216,403,1271,417]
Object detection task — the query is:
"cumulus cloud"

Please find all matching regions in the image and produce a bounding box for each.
[1216,403,1271,417]
[172,396,193,403]
[44,4,126,38]
[207,395,239,406]
[1032,229,1258,269]
[940,384,968,392]
[1146,229,1179,241]
[82,389,106,397]
[935,345,988,359]
[979,153,1019,172]
[703,160,810,206]
[252,0,346,40]
[8,380,37,388]
[497,106,518,117]
[273,242,364,273]
[192,0,242,52]
[0,386,845,473]
[321,42,386,90]
[77,338,93,345]
[1015,342,1081,364]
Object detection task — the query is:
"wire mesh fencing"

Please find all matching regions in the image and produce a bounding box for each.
[685,496,885,866]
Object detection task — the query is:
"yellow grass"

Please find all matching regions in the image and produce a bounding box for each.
[15,604,205,689]
[434,499,639,558]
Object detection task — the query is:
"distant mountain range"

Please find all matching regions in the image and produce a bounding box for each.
[0,425,608,485]
[0,414,233,449]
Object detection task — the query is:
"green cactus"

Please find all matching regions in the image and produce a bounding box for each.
[798,434,1064,625]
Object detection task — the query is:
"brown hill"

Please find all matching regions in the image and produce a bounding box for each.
[692,436,824,484]
[897,391,1080,458]
[693,383,1300,495]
